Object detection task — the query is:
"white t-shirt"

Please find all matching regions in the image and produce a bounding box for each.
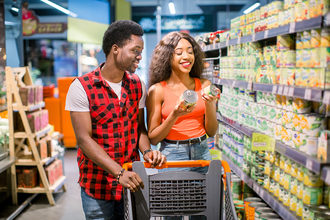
[65,77,147,112]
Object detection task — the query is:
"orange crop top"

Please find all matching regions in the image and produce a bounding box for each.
[161,78,206,140]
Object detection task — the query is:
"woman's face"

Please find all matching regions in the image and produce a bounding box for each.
[171,38,195,75]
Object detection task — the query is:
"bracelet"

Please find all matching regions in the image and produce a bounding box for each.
[116,168,125,183]
[143,149,153,156]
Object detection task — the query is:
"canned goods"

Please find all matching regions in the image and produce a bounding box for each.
[303,186,323,205]
[254,207,274,219]
[180,90,197,109]
[231,176,242,199]
[303,204,322,220]
[203,84,220,97]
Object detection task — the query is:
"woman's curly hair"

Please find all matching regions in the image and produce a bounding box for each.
[148,32,205,87]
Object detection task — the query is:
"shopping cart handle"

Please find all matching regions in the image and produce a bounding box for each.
[122,160,211,171]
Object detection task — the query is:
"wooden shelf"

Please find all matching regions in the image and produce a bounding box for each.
[14,125,51,139]
[16,151,59,166]
[17,176,66,193]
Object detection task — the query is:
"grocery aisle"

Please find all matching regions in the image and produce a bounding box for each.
[0,148,85,220]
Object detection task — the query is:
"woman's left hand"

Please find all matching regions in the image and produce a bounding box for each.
[143,150,167,168]
[201,92,219,103]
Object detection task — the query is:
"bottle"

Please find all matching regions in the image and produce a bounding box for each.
[203,84,220,97]
[180,90,198,109]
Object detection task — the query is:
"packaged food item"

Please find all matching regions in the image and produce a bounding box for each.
[311,29,321,48]
[180,90,197,109]
[321,28,330,47]
[317,130,330,161]
[293,98,312,113]
[303,186,323,205]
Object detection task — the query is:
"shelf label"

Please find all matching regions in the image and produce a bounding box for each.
[323,91,330,105]
[226,38,229,47]
[289,22,296,33]
[252,34,256,42]
[264,30,269,38]
[278,85,284,95]
[232,80,236,87]
[272,85,278,94]
[247,82,253,90]
[326,170,330,184]
[306,159,313,170]
[283,86,289,95]
[305,89,312,100]
[252,133,275,152]
[237,37,241,45]
[289,87,294,96]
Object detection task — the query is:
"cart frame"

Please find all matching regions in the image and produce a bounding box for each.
[123,160,237,220]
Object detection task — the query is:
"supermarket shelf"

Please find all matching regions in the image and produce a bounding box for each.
[321,167,330,185]
[0,104,7,112]
[0,156,15,173]
[219,114,253,136]
[219,114,330,174]
[16,151,59,166]
[14,125,51,139]
[206,16,323,50]
[13,102,45,112]
[276,142,330,173]
[218,78,253,90]
[222,154,299,220]
[17,176,66,193]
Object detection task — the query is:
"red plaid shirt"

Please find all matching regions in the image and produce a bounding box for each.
[77,65,142,200]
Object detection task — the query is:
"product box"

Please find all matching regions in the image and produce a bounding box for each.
[317,130,330,161]
[16,167,38,188]
[37,139,48,160]
[19,86,34,106]
[45,159,63,186]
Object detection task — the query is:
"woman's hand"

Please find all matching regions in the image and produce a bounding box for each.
[173,100,196,117]
[201,88,220,104]
[143,150,167,168]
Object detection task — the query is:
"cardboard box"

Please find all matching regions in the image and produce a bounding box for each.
[37,139,48,160]
[16,167,38,188]
[45,159,63,186]
[19,86,34,106]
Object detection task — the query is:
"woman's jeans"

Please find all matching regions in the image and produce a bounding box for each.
[159,137,211,220]
[81,188,124,220]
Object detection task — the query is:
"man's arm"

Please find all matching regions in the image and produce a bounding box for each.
[70,111,143,192]
[138,108,166,167]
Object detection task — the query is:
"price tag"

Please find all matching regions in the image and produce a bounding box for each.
[289,22,296,33]
[247,82,253,90]
[264,30,269,38]
[325,169,330,184]
[305,89,312,100]
[272,85,278,94]
[226,38,229,47]
[237,37,241,45]
[289,87,294,96]
[232,80,236,88]
[278,85,283,95]
[283,86,289,95]
[323,91,330,105]
[306,159,313,170]
[252,34,256,42]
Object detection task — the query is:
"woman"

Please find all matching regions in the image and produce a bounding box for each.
[146,31,219,175]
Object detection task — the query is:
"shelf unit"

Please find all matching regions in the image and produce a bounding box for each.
[222,154,299,220]
[204,12,330,219]
[6,66,66,205]
[218,113,330,185]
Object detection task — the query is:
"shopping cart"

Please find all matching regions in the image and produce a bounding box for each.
[122,160,238,220]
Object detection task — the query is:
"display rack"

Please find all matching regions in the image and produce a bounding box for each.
[6,66,66,205]
[222,154,299,220]
[218,113,330,184]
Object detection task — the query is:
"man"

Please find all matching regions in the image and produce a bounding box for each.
[65,20,166,219]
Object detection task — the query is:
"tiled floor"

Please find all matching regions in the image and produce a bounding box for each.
[0,148,85,220]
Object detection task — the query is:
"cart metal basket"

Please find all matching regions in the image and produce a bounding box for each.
[122,160,237,220]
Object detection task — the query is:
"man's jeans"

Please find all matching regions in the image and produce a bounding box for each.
[81,188,124,220]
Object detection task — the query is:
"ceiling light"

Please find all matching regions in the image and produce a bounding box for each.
[40,0,77,17]
[168,1,176,15]
[9,4,19,17]
[243,2,260,14]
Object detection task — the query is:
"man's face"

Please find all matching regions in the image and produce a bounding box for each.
[116,35,144,73]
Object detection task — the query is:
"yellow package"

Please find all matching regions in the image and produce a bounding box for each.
[311,29,321,47]
[295,1,310,22]
[303,30,311,49]
[296,32,304,49]
[310,48,321,68]
[321,28,330,47]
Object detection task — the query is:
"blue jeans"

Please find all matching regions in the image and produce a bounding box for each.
[159,138,211,174]
[81,188,124,220]
[159,138,210,220]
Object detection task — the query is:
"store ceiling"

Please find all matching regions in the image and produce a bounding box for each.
[25,0,254,17]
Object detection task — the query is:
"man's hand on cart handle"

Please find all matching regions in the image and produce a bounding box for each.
[118,170,144,192]
[143,149,167,168]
